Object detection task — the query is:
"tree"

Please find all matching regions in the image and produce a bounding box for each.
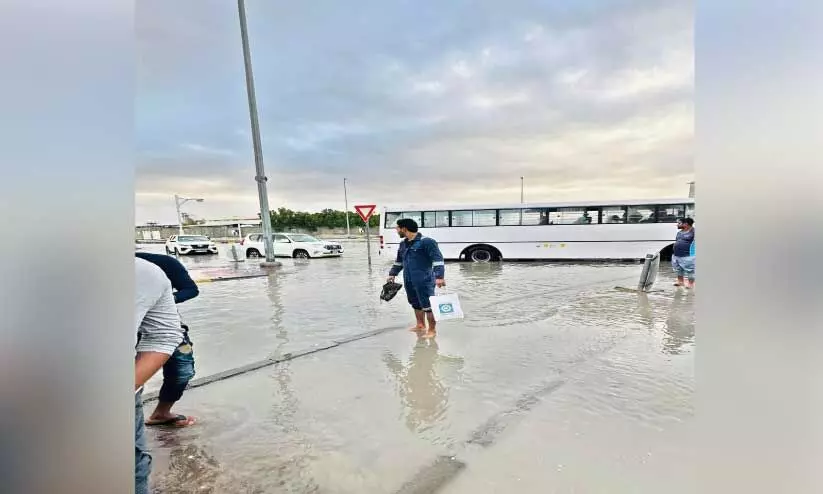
[266,208,381,231]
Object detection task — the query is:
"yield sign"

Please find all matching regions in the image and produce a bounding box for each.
[354,204,377,223]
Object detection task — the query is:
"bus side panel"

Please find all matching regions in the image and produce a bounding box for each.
[496,241,672,260]
[380,223,676,261]
[382,241,671,261]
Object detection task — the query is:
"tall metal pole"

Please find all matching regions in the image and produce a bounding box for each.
[520,177,524,203]
[343,178,351,237]
[174,194,184,235]
[364,221,372,266]
[238,0,276,265]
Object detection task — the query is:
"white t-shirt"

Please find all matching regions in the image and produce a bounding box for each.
[135,258,183,356]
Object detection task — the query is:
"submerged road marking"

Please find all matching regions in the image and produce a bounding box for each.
[394,456,467,494]
[144,274,639,404]
[392,379,567,494]
[193,273,270,283]
[141,324,408,403]
[391,317,642,493]
[144,272,665,492]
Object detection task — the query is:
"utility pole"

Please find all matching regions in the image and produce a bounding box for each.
[520,176,524,203]
[344,178,351,237]
[237,0,276,266]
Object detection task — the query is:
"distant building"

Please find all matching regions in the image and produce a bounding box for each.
[135,216,354,243]
[135,217,262,242]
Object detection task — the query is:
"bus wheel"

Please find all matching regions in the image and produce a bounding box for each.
[468,246,497,263]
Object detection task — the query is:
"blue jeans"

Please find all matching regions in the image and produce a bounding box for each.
[135,391,151,494]
[158,327,195,403]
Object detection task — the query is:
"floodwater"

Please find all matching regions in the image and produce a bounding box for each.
[137,240,694,494]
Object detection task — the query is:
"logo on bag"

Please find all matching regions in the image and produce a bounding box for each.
[439,303,454,314]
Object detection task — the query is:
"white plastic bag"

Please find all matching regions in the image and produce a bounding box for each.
[429,292,464,322]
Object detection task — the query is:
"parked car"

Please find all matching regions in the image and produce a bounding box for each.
[241,233,344,259]
[165,235,219,256]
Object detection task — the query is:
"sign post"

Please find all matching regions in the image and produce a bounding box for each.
[355,204,377,266]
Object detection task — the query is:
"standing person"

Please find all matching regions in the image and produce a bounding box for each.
[387,218,446,338]
[135,252,199,427]
[672,217,695,288]
[135,257,185,494]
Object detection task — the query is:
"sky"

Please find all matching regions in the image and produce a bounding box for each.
[136,0,693,225]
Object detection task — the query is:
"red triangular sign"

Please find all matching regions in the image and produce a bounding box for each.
[354,204,377,223]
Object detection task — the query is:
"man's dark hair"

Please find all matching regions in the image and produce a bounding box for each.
[396,218,419,232]
[679,217,694,226]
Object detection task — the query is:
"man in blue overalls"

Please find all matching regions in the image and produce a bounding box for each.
[387,218,446,337]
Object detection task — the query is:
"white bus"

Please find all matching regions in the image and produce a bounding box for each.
[379,198,694,262]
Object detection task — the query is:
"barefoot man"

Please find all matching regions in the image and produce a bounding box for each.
[672,217,696,289]
[135,251,199,427]
[387,218,446,337]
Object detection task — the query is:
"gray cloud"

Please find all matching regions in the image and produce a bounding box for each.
[136,0,693,223]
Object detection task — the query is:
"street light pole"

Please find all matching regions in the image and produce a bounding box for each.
[237,0,276,266]
[174,194,204,235]
[520,177,524,203]
[343,178,351,237]
[175,194,184,235]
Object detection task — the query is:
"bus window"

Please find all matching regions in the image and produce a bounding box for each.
[423,211,450,228]
[498,209,521,226]
[436,211,450,227]
[423,212,436,228]
[549,208,591,225]
[585,208,599,224]
[403,211,423,227]
[522,208,548,225]
[656,204,685,223]
[385,212,401,228]
[452,211,473,227]
[627,205,656,223]
[601,207,626,224]
[473,210,497,227]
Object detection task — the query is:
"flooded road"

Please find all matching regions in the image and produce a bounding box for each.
[137,241,694,493]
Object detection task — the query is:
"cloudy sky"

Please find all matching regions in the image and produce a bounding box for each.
[136,0,693,225]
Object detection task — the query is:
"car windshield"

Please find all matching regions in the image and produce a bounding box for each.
[287,234,319,243]
[178,236,209,242]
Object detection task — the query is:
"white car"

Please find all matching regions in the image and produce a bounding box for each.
[165,235,219,256]
[241,233,344,259]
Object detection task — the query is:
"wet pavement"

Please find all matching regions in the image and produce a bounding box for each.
[137,241,694,493]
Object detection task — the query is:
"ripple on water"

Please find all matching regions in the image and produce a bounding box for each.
[138,242,694,492]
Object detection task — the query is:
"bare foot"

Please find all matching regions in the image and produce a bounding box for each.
[421,330,437,339]
[146,414,197,427]
[409,325,426,332]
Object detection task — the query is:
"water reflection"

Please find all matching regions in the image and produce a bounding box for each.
[383,337,464,435]
[635,293,655,329]
[265,361,323,493]
[265,271,288,359]
[150,439,223,494]
[663,292,695,355]
[455,262,504,280]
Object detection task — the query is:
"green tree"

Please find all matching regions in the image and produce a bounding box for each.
[266,208,381,231]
